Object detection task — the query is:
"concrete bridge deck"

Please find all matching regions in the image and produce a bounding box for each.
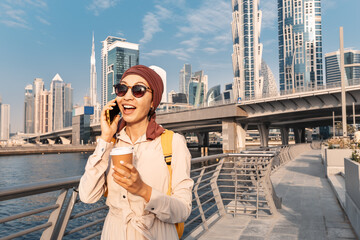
[198,149,356,240]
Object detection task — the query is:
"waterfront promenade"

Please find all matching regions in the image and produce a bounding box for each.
[198,149,357,240]
[0,144,96,156]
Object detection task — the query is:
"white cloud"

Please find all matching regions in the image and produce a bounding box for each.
[87,0,119,16]
[0,0,47,29]
[180,36,202,48]
[202,47,220,54]
[116,30,125,37]
[143,48,191,61]
[178,0,231,35]
[140,5,171,44]
[260,0,277,29]
[0,4,30,29]
[36,15,50,25]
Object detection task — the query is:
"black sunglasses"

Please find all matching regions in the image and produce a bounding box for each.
[114,84,152,98]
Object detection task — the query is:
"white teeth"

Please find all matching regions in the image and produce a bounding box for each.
[123,105,136,109]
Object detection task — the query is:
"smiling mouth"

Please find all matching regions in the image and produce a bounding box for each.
[123,104,136,114]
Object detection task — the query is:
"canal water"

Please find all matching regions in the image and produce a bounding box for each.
[0,148,222,239]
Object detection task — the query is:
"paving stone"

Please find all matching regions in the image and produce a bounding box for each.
[268,234,298,240]
[270,226,299,235]
[238,236,265,240]
[241,224,270,236]
[327,227,357,239]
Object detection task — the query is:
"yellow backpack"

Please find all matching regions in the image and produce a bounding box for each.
[161,129,185,239]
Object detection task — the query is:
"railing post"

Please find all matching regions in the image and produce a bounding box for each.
[40,189,68,240]
[194,168,208,230]
[210,158,226,216]
[54,189,79,240]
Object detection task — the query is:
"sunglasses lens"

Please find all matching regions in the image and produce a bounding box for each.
[132,85,147,98]
[116,84,128,97]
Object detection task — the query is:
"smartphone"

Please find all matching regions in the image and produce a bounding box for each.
[106,102,120,125]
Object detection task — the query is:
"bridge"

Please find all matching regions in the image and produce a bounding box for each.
[29,83,360,152]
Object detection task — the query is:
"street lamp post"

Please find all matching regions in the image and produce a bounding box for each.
[339,27,347,137]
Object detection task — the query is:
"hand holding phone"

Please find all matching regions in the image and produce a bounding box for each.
[106,101,120,125]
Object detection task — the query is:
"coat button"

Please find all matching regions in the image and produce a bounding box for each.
[123,195,126,198]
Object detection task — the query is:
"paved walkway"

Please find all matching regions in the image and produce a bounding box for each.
[198,149,357,240]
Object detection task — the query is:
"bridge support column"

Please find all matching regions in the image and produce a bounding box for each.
[196,132,209,156]
[280,127,289,145]
[72,115,91,145]
[258,123,270,148]
[222,120,247,153]
[294,128,306,143]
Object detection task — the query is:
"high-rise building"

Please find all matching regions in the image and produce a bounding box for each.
[50,73,64,131]
[188,71,207,107]
[101,36,139,106]
[64,83,73,128]
[261,61,279,97]
[325,49,360,87]
[24,84,34,133]
[278,0,323,92]
[40,90,52,133]
[168,90,177,103]
[206,85,222,106]
[179,64,192,96]
[232,0,263,101]
[90,33,97,107]
[1,104,10,140]
[33,78,44,134]
[223,83,234,103]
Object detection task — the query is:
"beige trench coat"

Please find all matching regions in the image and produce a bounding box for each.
[79,129,194,240]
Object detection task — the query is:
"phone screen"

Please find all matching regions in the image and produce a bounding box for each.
[106,103,120,125]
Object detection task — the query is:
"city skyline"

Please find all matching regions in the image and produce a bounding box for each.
[0,0,359,133]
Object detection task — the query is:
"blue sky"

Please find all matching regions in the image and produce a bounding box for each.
[0,0,359,133]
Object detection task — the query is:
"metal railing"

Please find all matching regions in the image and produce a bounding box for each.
[0,148,302,240]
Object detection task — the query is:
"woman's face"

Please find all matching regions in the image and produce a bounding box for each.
[116,74,153,125]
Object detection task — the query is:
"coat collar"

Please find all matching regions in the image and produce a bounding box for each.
[117,128,148,145]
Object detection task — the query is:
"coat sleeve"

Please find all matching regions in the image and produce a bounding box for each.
[79,138,113,203]
[144,133,194,223]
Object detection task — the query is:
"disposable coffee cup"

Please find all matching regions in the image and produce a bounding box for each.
[110,147,133,174]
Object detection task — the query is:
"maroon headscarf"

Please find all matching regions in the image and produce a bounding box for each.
[116,65,164,140]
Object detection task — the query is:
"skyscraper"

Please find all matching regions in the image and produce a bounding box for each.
[50,73,64,131]
[1,104,10,140]
[179,64,192,96]
[188,71,208,106]
[101,36,139,106]
[232,0,263,101]
[261,61,279,97]
[33,78,44,134]
[278,0,323,93]
[64,83,73,128]
[24,84,34,133]
[40,90,52,133]
[325,49,360,87]
[90,33,97,107]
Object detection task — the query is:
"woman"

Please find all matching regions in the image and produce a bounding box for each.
[79,65,193,240]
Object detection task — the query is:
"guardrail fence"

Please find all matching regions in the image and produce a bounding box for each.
[0,144,312,240]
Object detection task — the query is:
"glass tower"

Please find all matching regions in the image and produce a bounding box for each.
[325,49,360,87]
[64,83,73,128]
[232,0,263,101]
[179,64,192,97]
[24,84,34,133]
[50,73,64,131]
[278,0,323,93]
[101,37,139,106]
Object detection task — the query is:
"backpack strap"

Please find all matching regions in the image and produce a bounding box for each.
[161,129,174,196]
